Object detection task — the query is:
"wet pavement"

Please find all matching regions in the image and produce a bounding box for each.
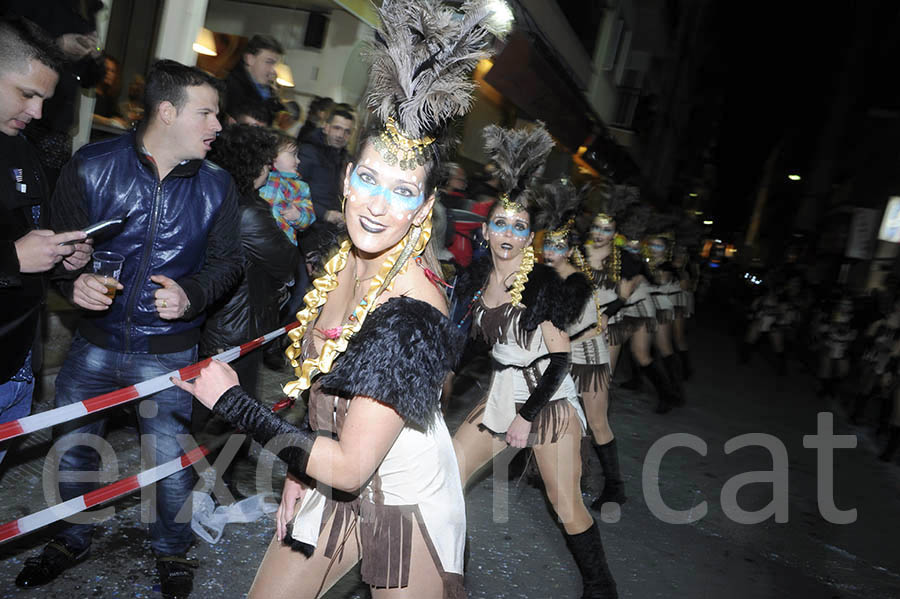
[0,302,898,598]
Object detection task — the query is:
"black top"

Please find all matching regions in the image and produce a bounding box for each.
[0,133,50,380]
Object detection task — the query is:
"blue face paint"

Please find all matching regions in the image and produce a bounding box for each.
[489,217,530,237]
[592,225,616,236]
[350,168,424,213]
[624,244,641,254]
[649,242,666,253]
[543,243,567,255]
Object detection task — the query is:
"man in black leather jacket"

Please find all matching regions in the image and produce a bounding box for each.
[0,19,92,467]
[15,60,242,598]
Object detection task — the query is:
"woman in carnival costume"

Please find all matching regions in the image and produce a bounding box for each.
[611,203,682,413]
[172,1,504,596]
[641,213,688,406]
[669,218,702,379]
[538,181,627,510]
[452,125,619,598]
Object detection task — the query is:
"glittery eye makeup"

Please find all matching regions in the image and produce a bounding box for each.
[543,242,567,255]
[350,168,424,213]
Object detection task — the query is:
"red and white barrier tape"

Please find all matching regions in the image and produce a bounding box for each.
[0,321,301,443]
[0,326,303,545]
[0,446,211,544]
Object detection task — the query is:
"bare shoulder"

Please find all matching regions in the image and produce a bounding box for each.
[377,261,449,316]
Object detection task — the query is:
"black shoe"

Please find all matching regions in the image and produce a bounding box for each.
[157,554,198,599]
[15,539,88,588]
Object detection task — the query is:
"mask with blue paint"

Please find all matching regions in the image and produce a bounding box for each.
[349,167,424,215]
[488,210,531,238]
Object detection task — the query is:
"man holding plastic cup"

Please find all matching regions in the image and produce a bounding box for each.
[14,60,242,597]
[0,19,92,468]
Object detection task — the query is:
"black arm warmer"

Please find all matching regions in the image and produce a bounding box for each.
[213,385,315,479]
[602,297,626,318]
[518,352,570,422]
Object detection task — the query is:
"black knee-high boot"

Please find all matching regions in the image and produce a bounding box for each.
[679,349,693,380]
[591,439,626,510]
[641,361,675,413]
[663,353,685,406]
[564,521,618,599]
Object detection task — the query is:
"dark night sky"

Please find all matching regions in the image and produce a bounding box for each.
[707,3,847,233]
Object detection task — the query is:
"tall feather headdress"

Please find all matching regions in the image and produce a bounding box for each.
[365,0,506,169]
[483,122,555,213]
[596,184,640,224]
[534,180,585,243]
[619,203,651,242]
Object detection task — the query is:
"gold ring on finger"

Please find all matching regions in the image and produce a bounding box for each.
[162,299,168,308]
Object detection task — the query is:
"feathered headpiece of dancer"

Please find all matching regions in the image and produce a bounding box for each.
[365,0,510,170]
[483,122,555,214]
[596,184,640,224]
[619,203,652,242]
[534,180,585,244]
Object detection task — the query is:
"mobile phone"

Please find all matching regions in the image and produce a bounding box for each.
[62,216,126,245]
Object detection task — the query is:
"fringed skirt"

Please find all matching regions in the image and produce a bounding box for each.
[315,497,465,598]
[464,397,581,447]
[570,335,611,393]
[606,317,657,345]
[672,290,694,319]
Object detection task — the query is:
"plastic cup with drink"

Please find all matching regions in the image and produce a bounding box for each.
[92,251,125,300]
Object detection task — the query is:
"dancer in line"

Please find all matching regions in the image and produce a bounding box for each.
[539,182,626,510]
[452,124,618,598]
[173,1,502,596]
[643,222,686,405]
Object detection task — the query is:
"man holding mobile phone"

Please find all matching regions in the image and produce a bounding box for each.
[0,19,91,468]
[14,59,242,597]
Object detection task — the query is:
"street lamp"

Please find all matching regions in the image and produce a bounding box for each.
[788,174,801,181]
[703,220,714,226]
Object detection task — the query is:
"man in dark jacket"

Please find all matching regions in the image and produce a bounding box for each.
[297,108,354,226]
[223,34,283,124]
[203,124,298,397]
[0,19,91,466]
[14,60,242,599]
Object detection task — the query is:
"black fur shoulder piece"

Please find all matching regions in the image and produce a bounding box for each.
[520,263,571,332]
[560,270,592,326]
[318,296,463,430]
[452,254,492,311]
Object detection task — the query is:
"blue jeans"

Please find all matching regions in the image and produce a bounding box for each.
[53,334,197,556]
[0,376,35,467]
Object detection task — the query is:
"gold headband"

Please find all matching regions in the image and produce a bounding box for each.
[594,213,613,224]
[547,217,575,242]
[499,193,526,213]
[372,117,435,171]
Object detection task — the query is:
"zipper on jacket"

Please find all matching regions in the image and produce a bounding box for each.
[124,181,162,352]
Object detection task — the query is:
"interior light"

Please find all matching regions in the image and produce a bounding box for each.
[275,63,295,88]
[192,27,217,56]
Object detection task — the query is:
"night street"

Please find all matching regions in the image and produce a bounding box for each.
[0,309,898,598]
